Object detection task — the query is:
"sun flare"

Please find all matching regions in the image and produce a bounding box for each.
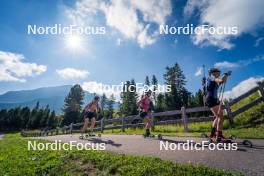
[65,34,83,50]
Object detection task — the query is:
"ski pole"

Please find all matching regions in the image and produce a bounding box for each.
[218,84,223,100]
[218,80,227,115]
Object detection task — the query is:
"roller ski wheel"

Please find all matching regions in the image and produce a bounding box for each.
[242,140,253,148]
[143,134,149,138]
[89,133,96,137]
[228,135,236,140]
[79,135,84,139]
[84,133,101,138]
[143,134,162,140]
[209,137,231,144]
[157,134,163,140]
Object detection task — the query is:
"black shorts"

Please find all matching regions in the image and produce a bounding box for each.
[140,111,150,118]
[84,112,96,120]
[205,97,220,108]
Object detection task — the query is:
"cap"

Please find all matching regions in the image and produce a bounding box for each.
[208,68,220,74]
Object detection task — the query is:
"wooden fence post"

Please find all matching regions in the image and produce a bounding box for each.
[121,116,125,132]
[258,82,264,101]
[70,123,73,134]
[224,100,234,126]
[181,106,189,132]
[101,117,105,133]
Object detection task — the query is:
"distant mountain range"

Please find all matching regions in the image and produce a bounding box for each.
[0,85,94,114]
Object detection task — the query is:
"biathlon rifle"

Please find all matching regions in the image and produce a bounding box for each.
[201,65,207,106]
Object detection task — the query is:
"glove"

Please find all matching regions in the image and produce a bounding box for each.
[224,71,232,76]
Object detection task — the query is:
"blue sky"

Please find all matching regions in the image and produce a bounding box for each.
[0,0,264,98]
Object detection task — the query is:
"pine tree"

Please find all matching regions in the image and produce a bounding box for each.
[145,76,150,86]
[62,84,84,125]
[20,107,30,129]
[188,89,204,107]
[151,75,158,105]
[156,94,166,112]
[129,79,138,115]
[164,63,189,110]
[6,109,13,129]
[100,93,107,117]
[0,105,58,130]
[48,110,56,128]
[34,108,44,129]
[106,94,115,119]
[193,89,204,107]
[0,110,7,130]
[29,102,40,129]
[40,105,50,128]
[120,80,138,116]
[120,81,130,116]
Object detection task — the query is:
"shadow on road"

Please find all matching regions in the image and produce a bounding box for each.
[251,145,264,150]
[87,138,122,147]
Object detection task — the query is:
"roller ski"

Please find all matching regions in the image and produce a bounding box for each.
[143,130,162,140]
[79,132,101,139]
[143,134,162,140]
[201,133,253,148]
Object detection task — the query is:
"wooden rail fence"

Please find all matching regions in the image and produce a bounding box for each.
[21,82,264,137]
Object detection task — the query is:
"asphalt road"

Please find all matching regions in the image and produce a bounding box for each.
[38,134,264,176]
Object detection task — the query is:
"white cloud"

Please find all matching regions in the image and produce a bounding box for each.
[0,51,47,82]
[184,0,264,50]
[214,55,264,69]
[224,77,264,99]
[194,67,203,76]
[214,61,239,69]
[65,0,172,48]
[184,0,209,18]
[56,68,89,79]
[191,29,234,50]
[130,0,171,25]
[137,24,156,48]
